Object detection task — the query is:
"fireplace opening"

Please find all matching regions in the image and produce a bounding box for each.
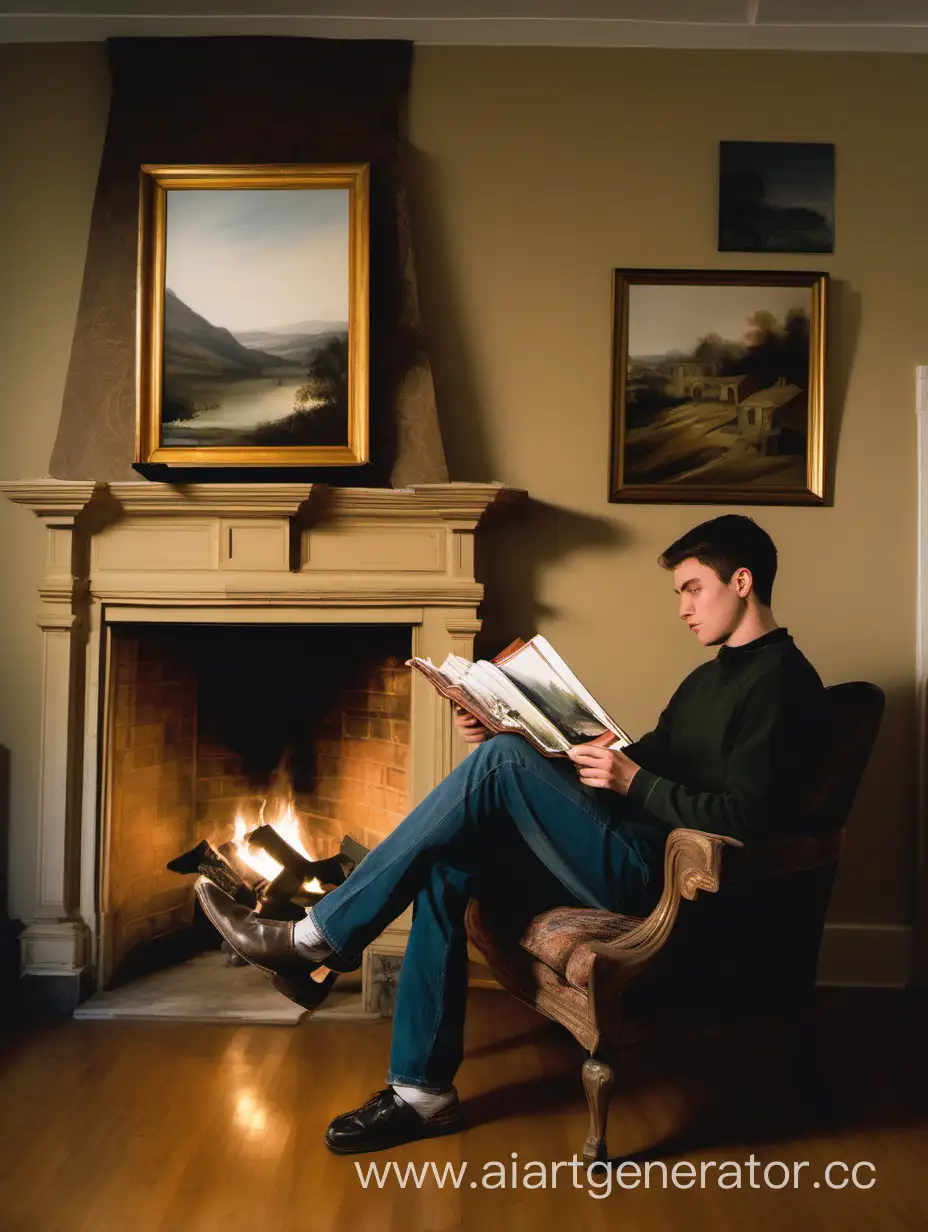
[100,622,412,998]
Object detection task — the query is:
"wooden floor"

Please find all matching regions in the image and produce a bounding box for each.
[0,986,926,1232]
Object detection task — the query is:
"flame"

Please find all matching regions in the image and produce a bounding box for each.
[231,798,324,893]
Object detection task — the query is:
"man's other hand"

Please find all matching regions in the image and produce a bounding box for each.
[567,743,640,795]
[454,705,491,745]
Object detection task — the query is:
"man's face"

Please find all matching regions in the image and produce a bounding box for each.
[672,557,746,647]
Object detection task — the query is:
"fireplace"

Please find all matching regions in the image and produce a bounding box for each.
[0,480,523,1012]
[103,622,411,986]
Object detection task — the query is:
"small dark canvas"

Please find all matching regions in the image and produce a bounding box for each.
[719,141,835,254]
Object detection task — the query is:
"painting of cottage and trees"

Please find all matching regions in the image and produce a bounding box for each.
[610,272,827,503]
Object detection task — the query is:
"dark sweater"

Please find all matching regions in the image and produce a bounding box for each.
[622,627,826,846]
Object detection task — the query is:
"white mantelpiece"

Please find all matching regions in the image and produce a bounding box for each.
[1,479,524,1006]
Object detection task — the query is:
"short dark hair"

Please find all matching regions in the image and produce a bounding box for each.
[658,514,778,606]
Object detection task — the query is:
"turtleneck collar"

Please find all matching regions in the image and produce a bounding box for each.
[716,626,790,665]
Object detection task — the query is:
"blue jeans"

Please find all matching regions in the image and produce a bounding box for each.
[311,734,664,1092]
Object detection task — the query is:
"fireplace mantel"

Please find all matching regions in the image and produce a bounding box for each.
[2,479,525,1009]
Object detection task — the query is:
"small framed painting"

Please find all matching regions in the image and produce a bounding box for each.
[719,141,835,254]
[136,163,369,468]
[610,268,828,505]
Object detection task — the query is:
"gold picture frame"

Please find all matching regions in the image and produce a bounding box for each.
[610,268,828,505]
[136,163,370,468]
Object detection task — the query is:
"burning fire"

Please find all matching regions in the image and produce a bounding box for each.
[231,800,324,894]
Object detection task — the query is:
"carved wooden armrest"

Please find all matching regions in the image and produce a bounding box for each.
[586,828,741,1022]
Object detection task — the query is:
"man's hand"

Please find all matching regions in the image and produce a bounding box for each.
[454,705,491,745]
[567,743,641,795]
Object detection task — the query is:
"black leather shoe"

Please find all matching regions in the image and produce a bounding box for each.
[324,1088,463,1155]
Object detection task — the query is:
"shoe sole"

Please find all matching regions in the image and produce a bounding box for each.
[323,1111,465,1155]
[271,970,338,1011]
[195,881,310,980]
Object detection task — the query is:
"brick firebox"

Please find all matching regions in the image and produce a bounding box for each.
[104,625,412,982]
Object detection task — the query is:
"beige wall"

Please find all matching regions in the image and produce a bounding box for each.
[0,43,109,922]
[0,42,922,928]
[407,47,925,926]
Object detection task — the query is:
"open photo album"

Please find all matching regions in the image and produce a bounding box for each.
[407,635,632,758]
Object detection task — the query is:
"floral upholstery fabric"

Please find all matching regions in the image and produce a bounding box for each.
[514,906,640,991]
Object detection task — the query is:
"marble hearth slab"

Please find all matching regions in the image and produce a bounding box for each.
[72,951,370,1025]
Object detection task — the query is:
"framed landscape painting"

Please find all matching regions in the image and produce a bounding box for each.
[135,163,369,468]
[609,269,827,505]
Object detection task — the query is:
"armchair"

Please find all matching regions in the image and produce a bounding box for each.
[464,681,886,1162]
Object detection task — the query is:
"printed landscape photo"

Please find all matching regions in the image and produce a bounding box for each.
[160,187,351,448]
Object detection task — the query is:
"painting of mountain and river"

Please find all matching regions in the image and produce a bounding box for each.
[160,186,351,449]
[609,270,827,506]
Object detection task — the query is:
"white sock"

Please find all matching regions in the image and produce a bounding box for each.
[293,909,332,962]
[391,1084,457,1119]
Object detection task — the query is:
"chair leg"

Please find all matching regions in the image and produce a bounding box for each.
[581,1055,614,1163]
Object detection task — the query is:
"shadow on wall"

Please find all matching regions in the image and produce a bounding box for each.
[825,279,862,505]
[828,677,917,926]
[404,144,496,484]
[474,499,629,656]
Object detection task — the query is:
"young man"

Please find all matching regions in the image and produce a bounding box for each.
[196,513,826,1154]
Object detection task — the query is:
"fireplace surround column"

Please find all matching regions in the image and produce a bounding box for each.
[1,481,97,1007]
